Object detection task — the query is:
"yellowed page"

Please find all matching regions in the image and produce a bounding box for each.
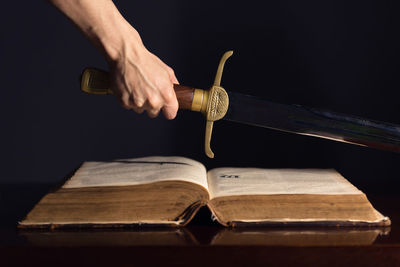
[63,156,208,190]
[207,168,362,199]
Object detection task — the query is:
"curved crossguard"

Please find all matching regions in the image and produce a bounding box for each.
[80,50,233,158]
[200,50,233,158]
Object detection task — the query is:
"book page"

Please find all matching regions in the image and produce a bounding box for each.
[207,168,362,199]
[63,156,208,190]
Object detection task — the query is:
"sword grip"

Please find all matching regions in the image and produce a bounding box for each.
[80,68,205,112]
[174,85,196,110]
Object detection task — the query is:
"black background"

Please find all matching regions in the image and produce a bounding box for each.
[1,0,399,194]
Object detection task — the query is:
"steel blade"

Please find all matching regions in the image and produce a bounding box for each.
[224,91,400,152]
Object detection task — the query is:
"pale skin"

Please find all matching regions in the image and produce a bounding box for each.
[49,0,179,119]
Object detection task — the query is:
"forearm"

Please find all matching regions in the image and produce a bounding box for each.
[49,0,179,119]
[48,0,143,62]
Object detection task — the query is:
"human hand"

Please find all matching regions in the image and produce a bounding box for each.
[48,0,179,119]
[109,43,179,120]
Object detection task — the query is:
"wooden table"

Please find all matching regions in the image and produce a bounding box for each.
[1,184,400,266]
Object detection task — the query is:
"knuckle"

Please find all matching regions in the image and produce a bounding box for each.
[148,96,163,109]
[133,97,145,108]
[161,88,175,102]
[155,79,168,91]
[147,108,160,118]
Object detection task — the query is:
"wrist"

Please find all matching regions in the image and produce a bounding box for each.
[69,1,145,65]
[100,21,145,64]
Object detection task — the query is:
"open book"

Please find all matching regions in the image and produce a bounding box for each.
[19,156,390,228]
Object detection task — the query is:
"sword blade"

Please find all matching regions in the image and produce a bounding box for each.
[224,91,400,152]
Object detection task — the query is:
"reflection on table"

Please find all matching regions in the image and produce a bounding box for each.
[18,226,390,247]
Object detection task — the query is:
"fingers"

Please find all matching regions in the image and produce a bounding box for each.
[109,49,179,119]
[144,83,178,120]
[122,89,173,119]
[116,89,170,119]
[161,105,177,120]
[127,75,178,119]
[130,97,145,114]
[161,88,178,120]
[145,94,163,118]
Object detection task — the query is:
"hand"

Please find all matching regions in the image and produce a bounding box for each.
[48,0,180,119]
[109,44,179,120]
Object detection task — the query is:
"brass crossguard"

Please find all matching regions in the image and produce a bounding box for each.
[81,50,233,158]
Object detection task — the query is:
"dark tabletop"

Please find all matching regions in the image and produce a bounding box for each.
[1,183,400,267]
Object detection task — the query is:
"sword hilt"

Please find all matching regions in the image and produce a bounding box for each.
[80,68,203,110]
[80,51,233,158]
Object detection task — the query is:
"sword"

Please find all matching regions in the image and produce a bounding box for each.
[80,51,400,158]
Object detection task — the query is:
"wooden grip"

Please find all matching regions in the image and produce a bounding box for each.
[174,84,195,110]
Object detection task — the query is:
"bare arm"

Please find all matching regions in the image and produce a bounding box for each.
[49,0,179,119]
